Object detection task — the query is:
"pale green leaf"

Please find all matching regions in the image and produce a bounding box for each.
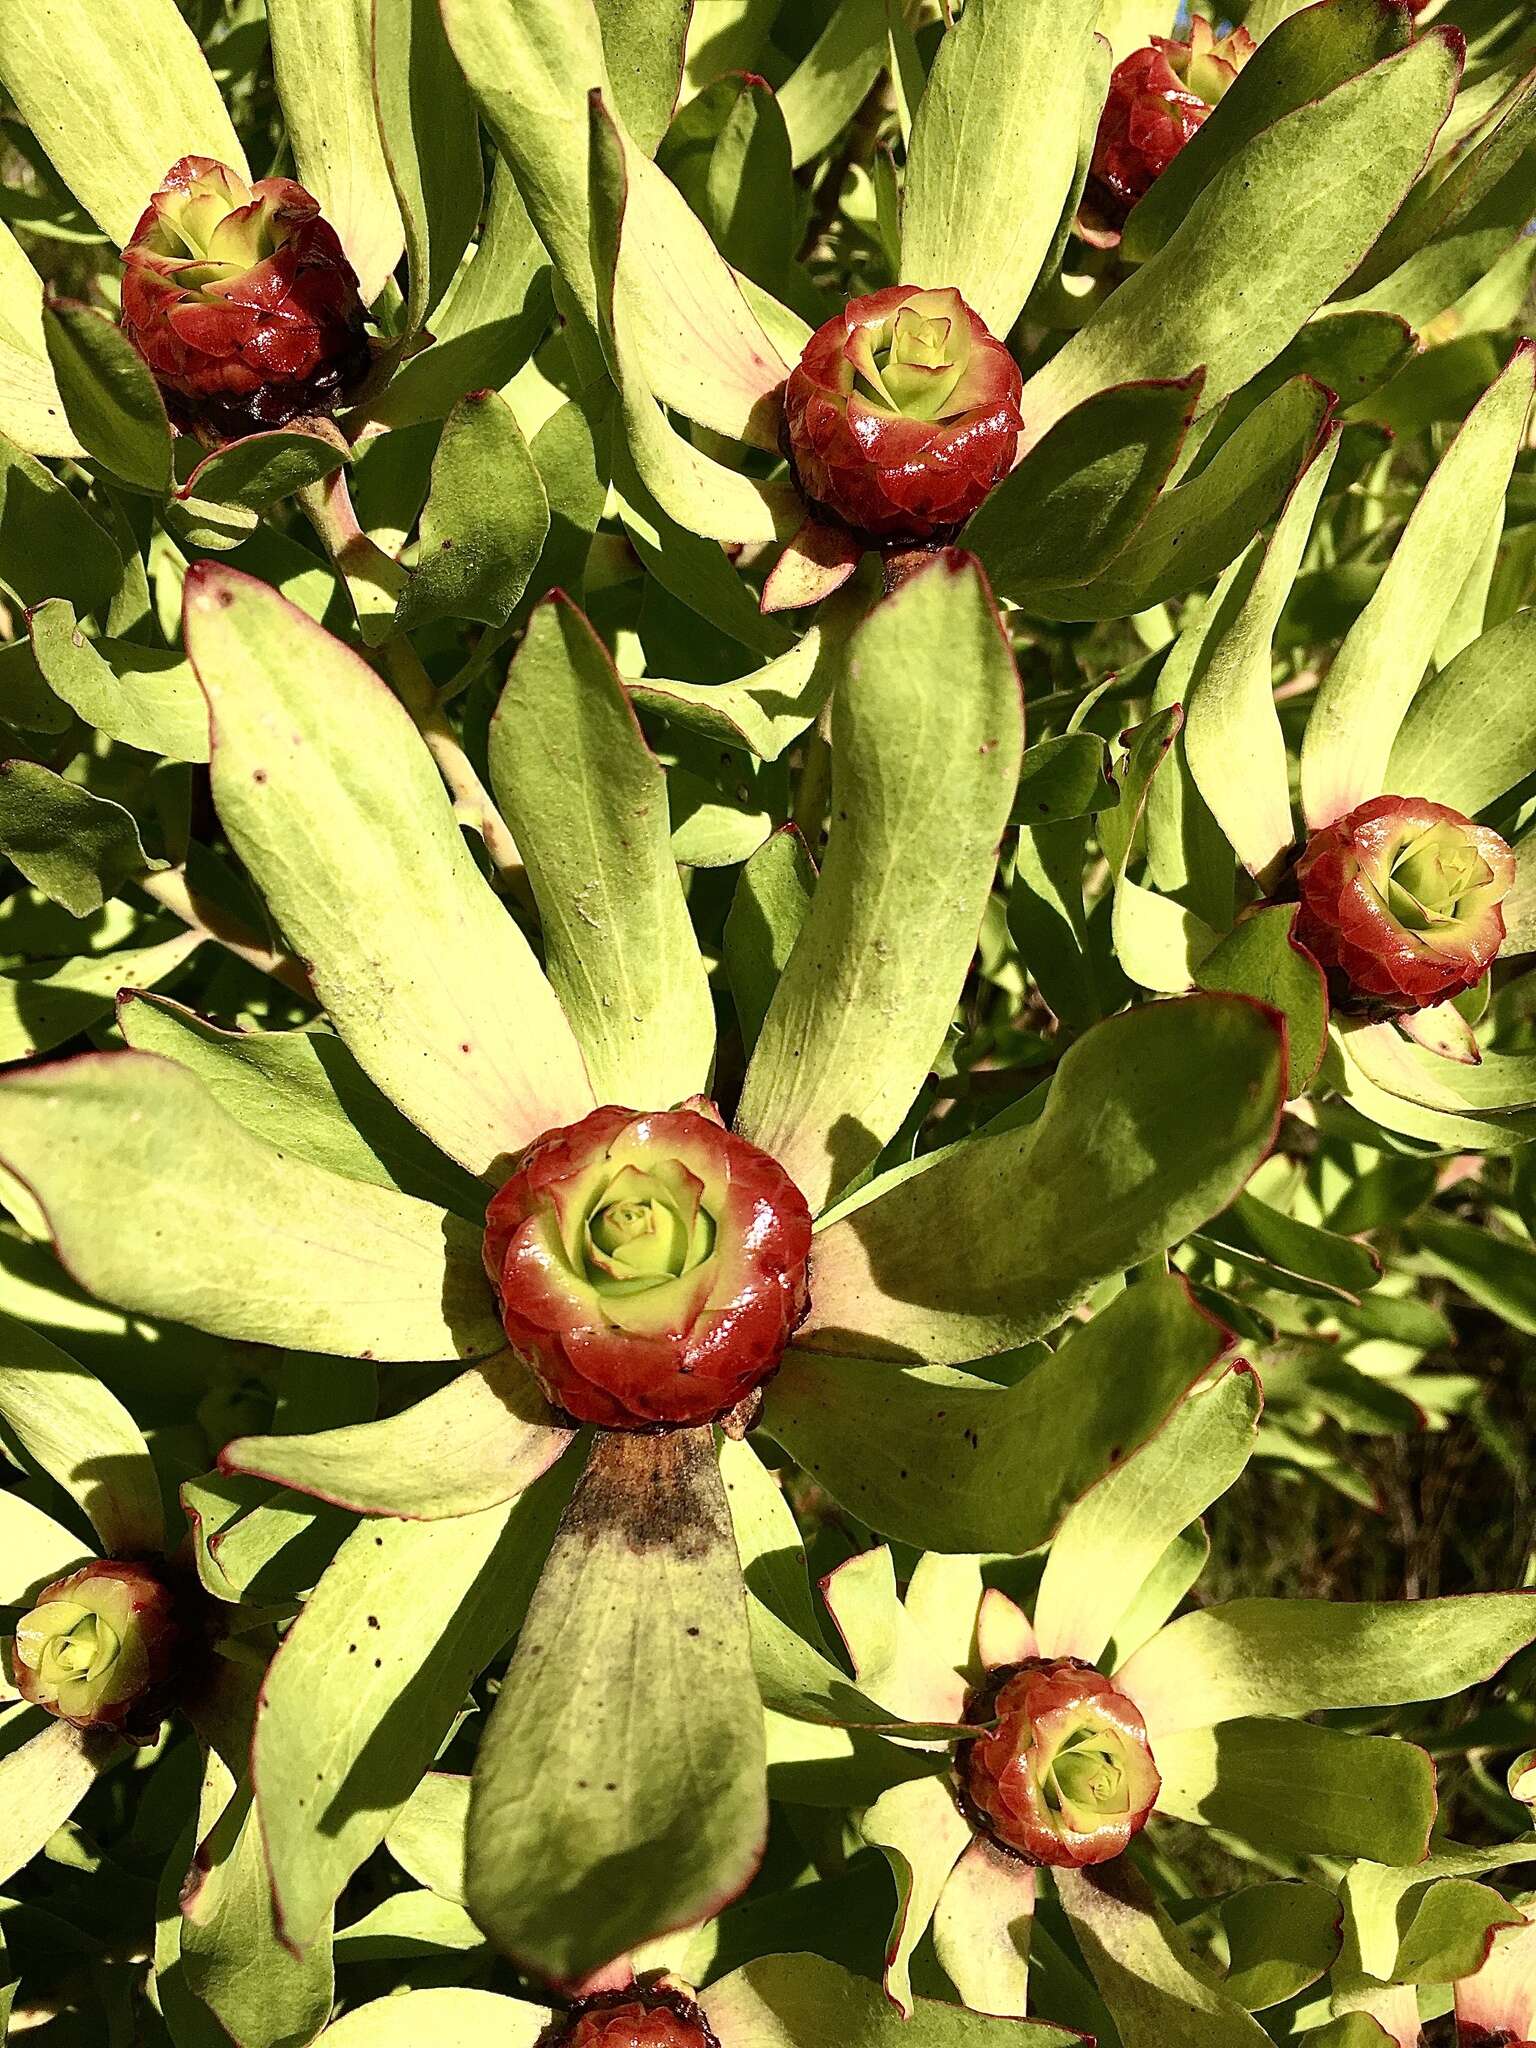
[488,594,715,1105]
[0,763,155,917]
[118,995,486,1215]
[1186,429,1338,885]
[373,0,483,331]
[395,389,548,630]
[466,1430,766,1986]
[0,1313,162,1554]
[0,928,202,1066]
[1387,608,1536,818]
[0,1051,500,1361]
[267,0,404,303]
[1055,1863,1275,2048]
[1301,341,1534,827]
[862,1773,971,2016]
[316,1991,549,2046]
[1035,1367,1258,1668]
[1020,31,1462,440]
[42,303,171,494]
[763,1274,1231,1554]
[798,995,1283,1363]
[185,564,594,1177]
[0,1490,93,1601]
[703,1950,1077,2047]
[1119,1591,1536,1736]
[255,1468,574,1949]
[0,221,80,459]
[0,1716,121,1887]
[900,0,1102,336]
[224,1356,573,1518]
[0,0,247,245]
[28,600,208,762]
[0,431,121,613]
[1152,1718,1435,1865]
[736,553,1023,1215]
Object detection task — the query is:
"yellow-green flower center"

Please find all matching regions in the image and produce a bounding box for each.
[850,293,973,421]
[16,1598,125,1712]
[580,1164,716,1295]
[1047,1730,1132,1817]
[1385,821,1495,931]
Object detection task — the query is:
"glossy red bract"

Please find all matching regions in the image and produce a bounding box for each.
[959,1657,1161,1868]
[1087,20,1257,228]
[782,284,1023,542]
[483,1103,812,1431]
[120,155,370,439]
[1294,794,1515,1016]
[557,1990,719,2048]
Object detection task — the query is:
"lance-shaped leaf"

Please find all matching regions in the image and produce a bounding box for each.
[762,1274,1231,1555]
[1152,1718,1436,1866]
[1302,342,1535,828]
[1338,1019,1536,1118]
[441,0,790,446]
[1026,376,1334,623]
[466,1429,766,1985]
[0,1315,163,1555]
[725,827,817,1060]
[0,0,248,245]
[29,601,207,762]
[963,375,1203,602]
[589,93,800,546]
[223,1357,574,1518]
[119,994,485,1216]
[1387,608,1536,819]
[185,565,594,1177]
[797,995,1283,1362]
[1020,31,1462,442]
[1343,69,1536,329]
[488,594,715,1107]
[1119,1592,1536,1737]
[266,0,404,305]
[0,222,81,459]
[863,1773,973,2016]
[899,0,1102,337]
[1328,1030,1536,1155]
[747,1594,965,1738]
[0,763,157,918]
[1337,1842,1536,2006]
[735,552,1023,1216]
[1215,1881,1342,2012]
[254,1468,574,1951]
[42,301,172,495]
[777,0,887,169]
[933,1839,1038,2022]
[702,1951,1078,2048]
[0,928,201,1067]
[0,1491,93,1601]
[373,0,482,331]
[1122,0,1415,264]
[182,1750,335,2048]
[0,1716,123,1887]
[629,630,834,764]
[1034,1366,1258,1668]
[318,1991,551,2046]
[0,1053,500,1361]
[1055,1862,1276,2048]
[1186,428,1338,885]
[395,389,548,632]
[0,432,121,614]
[1196,907,1328,1095]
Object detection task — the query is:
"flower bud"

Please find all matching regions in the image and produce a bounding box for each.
[483,1103,812,1432]
[1294,795,1515,1016]
[782,285,1024,542]
[12,1559,181,1734]
[120,156,370,439]
[957,1657,1161,1868]
[1087,19,1257,231]
[555,1989,720,2047]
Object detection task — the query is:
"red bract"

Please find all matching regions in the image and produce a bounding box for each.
[12,1559,181,1734]
[1086,18,1257,230]
[120,155,370,439]
[958,1657,1161,1868]
[558,1990,719,2048]
[782,285,1023,542]
[483,1102,812,1431]
[1295,794,1515,1016]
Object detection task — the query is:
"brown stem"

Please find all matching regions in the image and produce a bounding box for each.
[139,868,313,1002]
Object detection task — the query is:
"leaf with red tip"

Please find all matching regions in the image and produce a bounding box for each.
[761,518,865,613]
[184,565,594,1177]
[796,996,1285,1364]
